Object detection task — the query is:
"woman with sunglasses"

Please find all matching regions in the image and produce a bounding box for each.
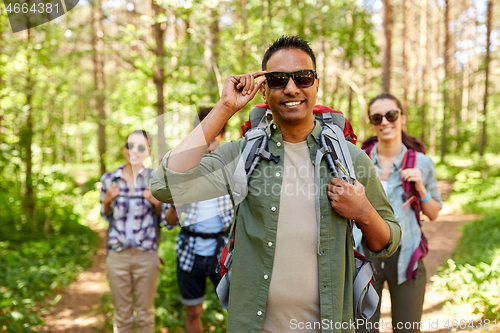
[354,93,442,333]
[100,130,166,333]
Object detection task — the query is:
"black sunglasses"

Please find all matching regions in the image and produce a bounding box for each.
[264,69,317,89]
[124,142,147,152]
[369,110,401,125]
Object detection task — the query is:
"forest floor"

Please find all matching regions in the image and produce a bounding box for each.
[36,180,497,333]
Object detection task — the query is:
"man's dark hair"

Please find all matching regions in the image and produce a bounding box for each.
[127,130,153,148]
[194,106,228,137]
[262,35,316,71]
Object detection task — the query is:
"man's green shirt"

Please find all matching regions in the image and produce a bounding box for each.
[151,121,401,333]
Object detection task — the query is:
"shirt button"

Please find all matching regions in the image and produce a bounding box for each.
[264,274,269,280]
[271,206,277,212]
[275,172,281,177]
[276,142,282,147]
[272,124,277,129]
[257,311,263,316]
[268,242,273,247]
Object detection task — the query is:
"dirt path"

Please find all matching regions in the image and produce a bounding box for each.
[38,208,109,333]
[378,181,499,333]
[36,181,493,333]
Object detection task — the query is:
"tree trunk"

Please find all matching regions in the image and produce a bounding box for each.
[204,6,220,101]
[441,0,451,162]
[449,21,458,153]
[238,0,248,126]
[130,0,139,55]
[460,5,470,139]
[479,0,493,156]
[317,35,326,105]
[24,29,36,231]
[470,2,479,136]
[347,59,353,122]
[0,9,4,89]
[382,0,392,93]
[152,0,167,159]
[402,0,411,112]
[92,0,106,176]
[430,0,440,155]
[419,0,428,143]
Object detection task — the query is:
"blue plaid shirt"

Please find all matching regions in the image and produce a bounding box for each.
[100,164,169,252]
[172,195,234,272]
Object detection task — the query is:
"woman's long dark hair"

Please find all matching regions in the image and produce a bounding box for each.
[368,93,427,154]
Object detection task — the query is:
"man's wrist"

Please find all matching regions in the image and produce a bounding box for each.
[354,204,378,226]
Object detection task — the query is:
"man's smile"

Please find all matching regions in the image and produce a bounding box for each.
[282,100,305,107]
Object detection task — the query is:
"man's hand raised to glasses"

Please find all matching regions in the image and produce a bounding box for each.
[217,71,267,116]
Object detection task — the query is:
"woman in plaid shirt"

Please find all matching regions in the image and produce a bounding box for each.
[100,130,166,333]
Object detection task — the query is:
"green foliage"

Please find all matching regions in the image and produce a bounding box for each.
[432,216,500,320]
[0,166,98,332]
[0,167,84,240]
[432,160,500,320]
[0,223,98,332]
[447,161,500,214]
[434,162,462,181]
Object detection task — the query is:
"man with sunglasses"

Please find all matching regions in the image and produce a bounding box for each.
[152,36,400,333]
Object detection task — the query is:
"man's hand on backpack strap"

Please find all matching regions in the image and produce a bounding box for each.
[327,178,391,252]
[327,178,371,222]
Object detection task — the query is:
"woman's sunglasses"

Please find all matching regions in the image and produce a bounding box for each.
[124,142,147,152]
[264,69,317,89]
[369,110,401,125]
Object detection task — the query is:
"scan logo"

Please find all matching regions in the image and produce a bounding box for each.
[3,0,78,33]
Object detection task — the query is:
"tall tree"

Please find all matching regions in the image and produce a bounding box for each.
[430,0,440,155]
[91,0,107,175]
[24,29,36,230]
[402,0,412,112]
[204,5,221,100]
[152,0,167,158]
[470,1,479,133]
[441,0,451,162]
[382,0,392,93]
[480,0,493,156]
[419,0,428,142]
[460,3,471,140]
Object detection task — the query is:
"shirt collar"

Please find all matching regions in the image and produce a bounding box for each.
[265,120,322,144]
[371,143,407,169]
[111,164,147,181]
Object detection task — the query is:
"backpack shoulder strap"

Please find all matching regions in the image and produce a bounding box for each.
[231,113,280,207]
[317,112,356,183]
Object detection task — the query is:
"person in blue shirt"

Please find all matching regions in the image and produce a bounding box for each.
[164,107,234,333]
[354,93,442,333]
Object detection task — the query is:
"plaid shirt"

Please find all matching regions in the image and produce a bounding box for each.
[173,195,234,272]
[100,164,169,252]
